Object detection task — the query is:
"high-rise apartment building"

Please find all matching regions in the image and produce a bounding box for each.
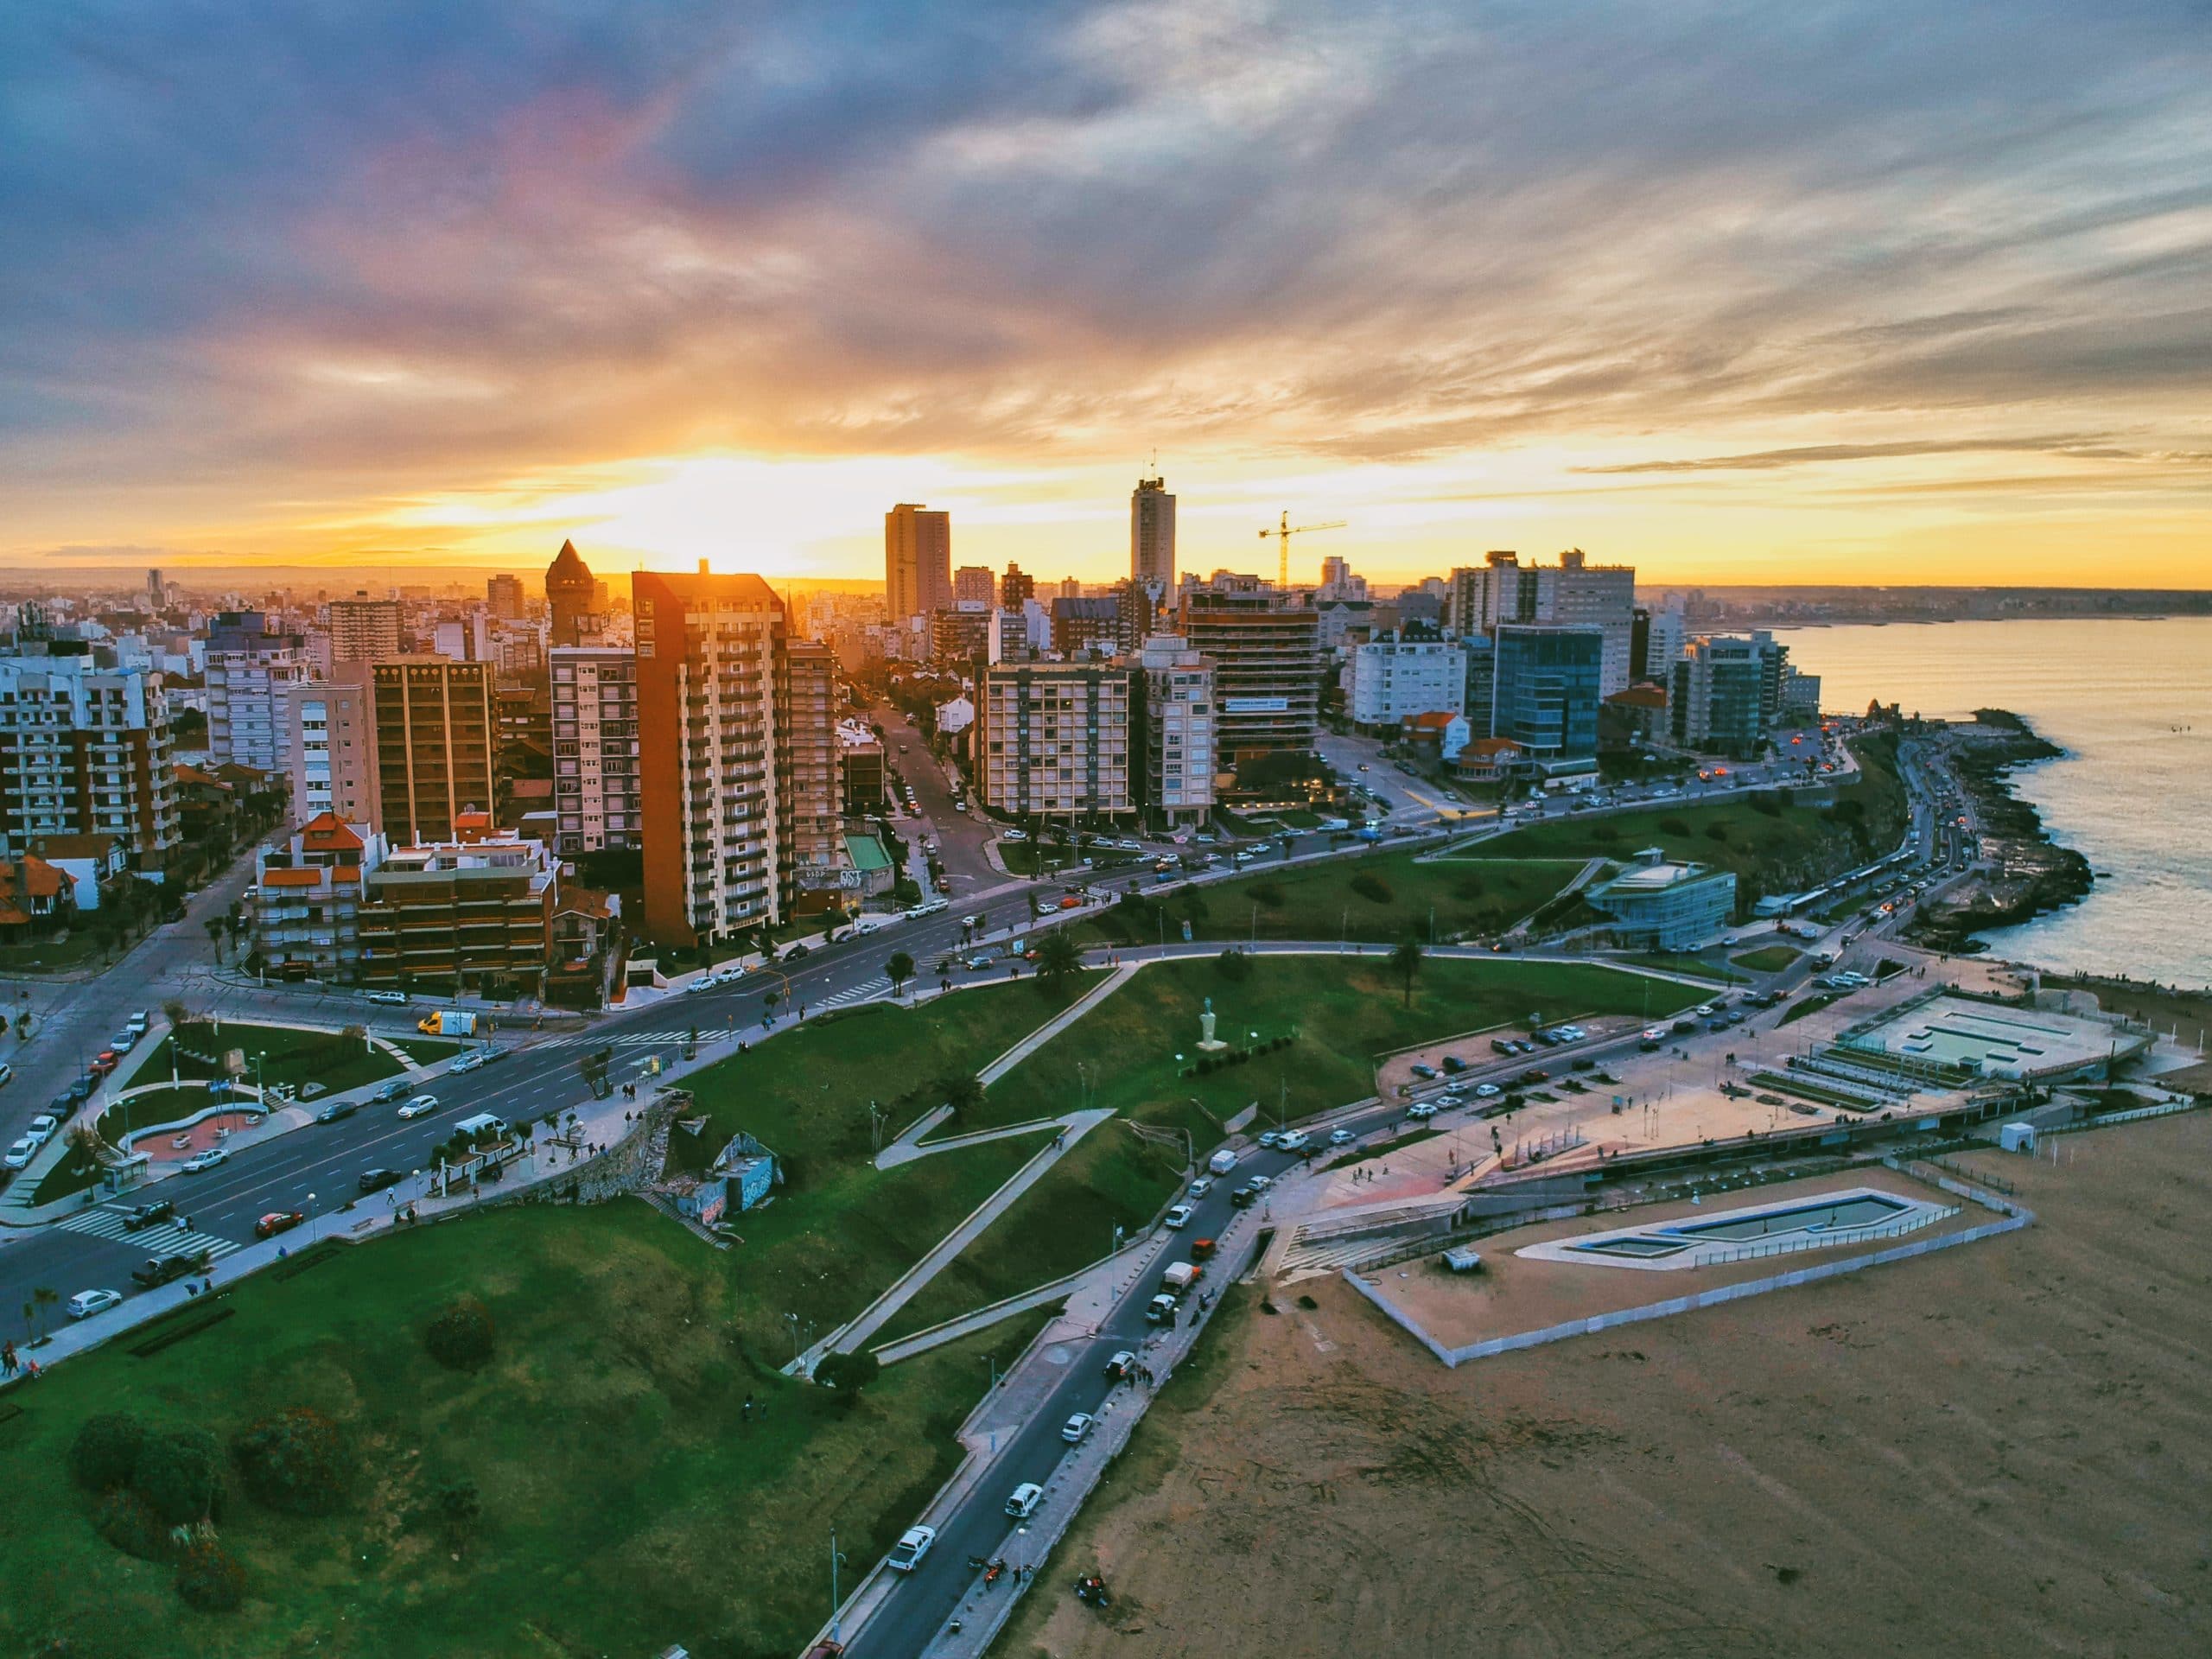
[1491,625,1603,775]
[1670,632,1788,758]
[0,650,178,874]
[327,592,404,664]
[288,669,374,826]
[546,540,596,648]
[356,825,558,996]
[486,574,525,620]
[1135,636,1216,823]
[1001,563,1035,607]
[206,611,312,778]
[634,566,791,944]
[976,660,1134,820]
[1050,596,1121,657]
[784,641,843,881]
[550,648,641,855]
[1348,635,1465,734]
[886,504,953,624]
[953,565,995,606]
[1131,476,1176,588]
[1178,582,1319,766]
[369,658,495,845]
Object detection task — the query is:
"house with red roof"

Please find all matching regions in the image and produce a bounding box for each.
[251,813,385,982]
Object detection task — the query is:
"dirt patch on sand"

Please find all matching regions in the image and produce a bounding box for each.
[1007,1113,2212,1658]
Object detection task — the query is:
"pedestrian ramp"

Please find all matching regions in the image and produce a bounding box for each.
[54,1209,243,1261]
[1268,1196,1469,1281]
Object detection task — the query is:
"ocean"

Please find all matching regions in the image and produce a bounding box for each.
[1776,616,2212,990]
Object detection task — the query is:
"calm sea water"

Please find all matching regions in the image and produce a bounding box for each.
[1777,617,2212,989]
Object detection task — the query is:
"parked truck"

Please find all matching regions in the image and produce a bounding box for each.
[419,1011,480,1038]
[1160,1261,1202,1294]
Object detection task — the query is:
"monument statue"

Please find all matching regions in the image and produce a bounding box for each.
[1198,995,1226,1052]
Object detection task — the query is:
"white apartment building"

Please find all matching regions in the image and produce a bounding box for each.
[207,651,311,777]
[1348,635,1465,734]
[1447,550,1637,696]
[1136,635,1216,823]
[0,652,180,874]
[976,661,1134,820]
[550,647,641,855]
[287,674,374,826]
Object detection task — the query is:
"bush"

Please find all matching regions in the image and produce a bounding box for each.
[136,1427,223,1526]
[175,1539,245,1611]
[1249,883,1285,906]
[1349,874,1394,905]
[815,1350,882,1395]
[1658,816,1691,836]
[424,1297,495,1370]
[1704,823,1730,842]
[232,1408,352,1516]
[70,1411,148,1492]
[1588,823,1618,842]
[94,1487,172,1561]
[1215,947,1253,982]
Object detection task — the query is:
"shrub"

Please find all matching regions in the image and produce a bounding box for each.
[1249,883,1285,907]
[94,1487,171,1561]
[1704,823,1730,842]
[175,1539,245,1611]
[424,1297,495,1370]
[1587,823,1618,842]
[70,1411,148,1492]
[136,1427,223,1526]
[1349,874,1394,905]
[1214,947,1253,982]
[232,1408,352,1516]
[1658,816,1691,836]
[815,1350,882,1395]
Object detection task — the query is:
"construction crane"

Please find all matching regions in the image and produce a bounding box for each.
[1259,511,1347,589]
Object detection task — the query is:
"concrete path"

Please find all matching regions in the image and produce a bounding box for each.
[877,1113,1066,1171]
[795,1106,1116,1373]
[976,962,1137,1085]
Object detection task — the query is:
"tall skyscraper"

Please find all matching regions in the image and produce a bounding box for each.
[1491,625,1603,774]
[785,641,842,877]
[550,647,640,855]
[368,658,495,845]
[146,569,165,608]
[886,504,953,624]
[327,592,404,664]
[1132,476,1176,588]
[546,539,595,648]
[486,574,525,620]
[1447,550,1634,696]
[634,565,791,944]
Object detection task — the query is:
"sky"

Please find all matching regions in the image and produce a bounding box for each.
[3,0,2209,589]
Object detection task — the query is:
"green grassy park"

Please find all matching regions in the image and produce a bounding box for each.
[141,1020,404,1097]
[0,1205,1049,1659]
[1732,944,1803,973]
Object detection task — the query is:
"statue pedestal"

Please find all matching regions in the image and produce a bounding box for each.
[1196,1039,1229,1053]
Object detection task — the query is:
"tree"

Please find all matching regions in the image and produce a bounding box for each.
[1391,935,1426,1008]
[1215,945,1254,982]
[424,1297,495,1370]
[933,1072,985,1117]
[29,1284,59,1341]
[163,999,192,1033]
[815,1349,881,1396]
[204,917,226,962]
[136,1426,224,1525]
[885,951,916,1000]
[1035,930,1083,992]
[69,1411,148,1492]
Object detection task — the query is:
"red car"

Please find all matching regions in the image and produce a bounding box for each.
[90,1051,119,1075]
[254,1211,307,1240]
[1190,1236,1216,1258]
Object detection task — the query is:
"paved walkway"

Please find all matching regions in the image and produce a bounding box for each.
[976,963,1138,1085]
[877,1113,1067,1171]
[794,1106,1116,1373]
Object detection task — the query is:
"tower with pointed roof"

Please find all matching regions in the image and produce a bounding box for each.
[545,539,595,648]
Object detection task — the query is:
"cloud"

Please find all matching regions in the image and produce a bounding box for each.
[2,0,2209,558]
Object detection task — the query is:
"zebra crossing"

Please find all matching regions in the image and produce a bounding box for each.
[56,1208,243,1261]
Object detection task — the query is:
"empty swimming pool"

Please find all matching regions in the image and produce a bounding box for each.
[1525,1185,1953,1270]
[1666,1193,1909,1242]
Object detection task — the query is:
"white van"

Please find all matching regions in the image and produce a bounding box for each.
[1208,1147,1238,1176]
[453,1113,509,1139]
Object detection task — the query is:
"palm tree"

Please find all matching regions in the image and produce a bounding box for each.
[30,1286,59,1343]
[933,1072,986,1117]
[1036,930,1084,993]
[1392,935,1426,1008]
[885,951,916,1000]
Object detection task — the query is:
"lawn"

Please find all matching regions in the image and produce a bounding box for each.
[1479,734,1907,915]
[0,1202,1051,1659]
[0,931,108,974]
[1079,850,1585,948]
[143,1020,403,1096]
[875,1128,1191,1344]
[1778,989,1847,1026]
[30,1086,222,1204]
[1732,944,1803,973]
[998,842,1141,876]
[1616,950,1747,984]
[393,1037,463,1065]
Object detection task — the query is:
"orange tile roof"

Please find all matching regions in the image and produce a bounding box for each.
[263,868,324,888]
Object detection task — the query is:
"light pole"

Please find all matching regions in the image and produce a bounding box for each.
[785,1311,803,1367]
[306,1192,318,1244]
[830,1526,850,1640]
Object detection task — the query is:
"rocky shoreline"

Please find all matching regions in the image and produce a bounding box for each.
[1907,709,2095,954]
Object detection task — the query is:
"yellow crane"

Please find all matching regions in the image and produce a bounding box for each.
[1259,511,1347,588]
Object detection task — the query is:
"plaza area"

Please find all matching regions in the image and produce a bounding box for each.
[1838,991,2151,1082]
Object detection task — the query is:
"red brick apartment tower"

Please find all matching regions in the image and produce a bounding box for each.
[635,564,790,946]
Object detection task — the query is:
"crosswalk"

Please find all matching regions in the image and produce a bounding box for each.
[57,1209,244,1261]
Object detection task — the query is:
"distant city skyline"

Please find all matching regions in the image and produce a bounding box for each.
[5,5,2208,588]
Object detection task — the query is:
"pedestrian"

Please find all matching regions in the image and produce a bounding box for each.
[184,1215,194,1231]
[203,1275,214,1294]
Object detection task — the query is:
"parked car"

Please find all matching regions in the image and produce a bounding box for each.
[1186,1177,1213,1198]
[1405,1103,1438,1121]
[126,1010,151,1033]
[358,1167,404,1195]
[254,1211,307,1240]
[397,1095,439,1119]
[67,1288,124,1320]
[3,1138,34,1172]
[315,1100,358,1124]
[1409,1064,1438,1079]
[110,1029,139,1052]
[1061,1412,1096,1442]
[1328,1128,1355,1146]
[448,1052,486,1074]
[1275,1130,1312,1153]
[1164,1204,1194,1230]
[1103,1350,1136,1380]
[1005,1482,1044,1519]
[26,1114,58,1146]
[886,1525,938,1573]
[181,1147,229,1173]
[123,1198,176,1230]
[1474,1083,1503,1098]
